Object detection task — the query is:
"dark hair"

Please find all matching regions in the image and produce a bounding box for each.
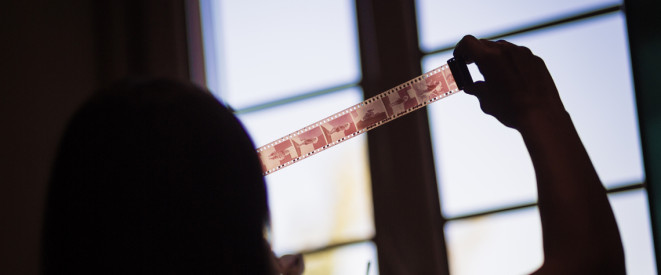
[42,79,274,274]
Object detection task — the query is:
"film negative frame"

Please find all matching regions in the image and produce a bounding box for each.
[257,63,460,176]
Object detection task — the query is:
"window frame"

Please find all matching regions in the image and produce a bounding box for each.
[186,0,659,273]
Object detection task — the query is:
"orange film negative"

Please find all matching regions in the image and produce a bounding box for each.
[257,63,461,176]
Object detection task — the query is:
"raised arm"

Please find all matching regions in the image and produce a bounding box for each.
[453,35,625,274]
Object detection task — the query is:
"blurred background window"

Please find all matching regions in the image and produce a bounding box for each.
[418,0,654,274]
[200,1,376,274]
[199,0,656,274]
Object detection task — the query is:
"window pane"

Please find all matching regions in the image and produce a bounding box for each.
[445,208,544,275]
[416,0,621,51]
[303,242,379,275]
[238,88,374,254]
[609,189,657,275]
[445,188,656,275]
[425,13,644,216]
[202,0,360,110]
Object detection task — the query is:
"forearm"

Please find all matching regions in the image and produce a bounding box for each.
[518,108,624,271]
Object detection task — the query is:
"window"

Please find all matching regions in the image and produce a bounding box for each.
[197,0,656,274]
[200,1,377,274]
[418,0,655,274]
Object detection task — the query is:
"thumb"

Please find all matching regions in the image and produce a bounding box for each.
[278,254,305,275]
[463,81,500,118]
[463,81,488,98]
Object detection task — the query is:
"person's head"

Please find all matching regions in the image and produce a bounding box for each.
[42,79,273,274]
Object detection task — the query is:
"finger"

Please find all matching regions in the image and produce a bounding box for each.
[492,39,535,60]
[463,81,499,118]
[494,39,516,48]
[463,81,488,97]
[454,35,488,64]
[481,38,505,48]
[516,45,533,56]
[278,254,304,275]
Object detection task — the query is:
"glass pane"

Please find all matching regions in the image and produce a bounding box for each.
[609,189,657,275]
[445,188,655,275]
[238,88,374,254]
[425,13,644,217]
[445,208,544,275]
[416,0,621,52]
[303,242,379,275]
[201,0,360,110]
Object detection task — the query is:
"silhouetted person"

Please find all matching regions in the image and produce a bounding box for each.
[41,79,277,274]
[454,35,625,274]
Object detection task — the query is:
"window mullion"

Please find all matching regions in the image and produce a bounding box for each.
[355,0,449,274]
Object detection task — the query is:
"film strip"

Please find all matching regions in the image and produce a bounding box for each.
[257,58,472,176]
